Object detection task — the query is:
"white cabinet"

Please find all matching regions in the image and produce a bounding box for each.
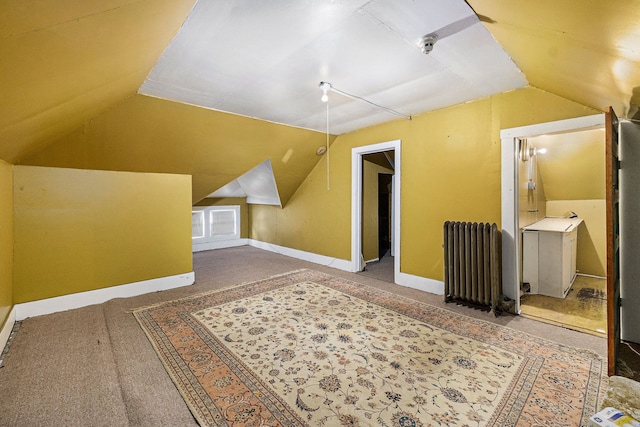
[522,217,582,298]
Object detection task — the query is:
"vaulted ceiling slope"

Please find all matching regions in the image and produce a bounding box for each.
[3,0,640,197]
[21,94,332,204]
[467,0,640,119]
[0,0,196,163]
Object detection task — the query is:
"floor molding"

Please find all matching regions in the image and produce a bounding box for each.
[193,238,248,252]
[15,272,195,321]
[397,271,444,295]
[248,240,444,295]
[248,239,352,272]
[0,306,16,354]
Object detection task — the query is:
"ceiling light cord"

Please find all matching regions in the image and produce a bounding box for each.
[319,82,411,121]
[326,99,330,190]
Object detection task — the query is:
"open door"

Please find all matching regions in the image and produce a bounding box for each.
[606,106,621,376]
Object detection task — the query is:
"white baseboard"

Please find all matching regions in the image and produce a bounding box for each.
[248,239,352,272]
[397,271,444,295]
[0,306,16,354]
[193,238,248,252]
[249,239,444,295]
[248,239,444,295]
[15,272,195,321]
[576,272,606,280]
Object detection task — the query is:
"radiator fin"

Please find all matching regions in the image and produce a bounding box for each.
[444,221,503,315]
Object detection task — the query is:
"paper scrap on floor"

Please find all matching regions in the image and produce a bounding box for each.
[589,407,640,427]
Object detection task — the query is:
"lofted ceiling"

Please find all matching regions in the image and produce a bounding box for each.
[2,0,640,201]
[139,0,527,134]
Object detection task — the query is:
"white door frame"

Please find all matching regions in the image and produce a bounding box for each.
[352,140,401,282]
[500,114,604,313]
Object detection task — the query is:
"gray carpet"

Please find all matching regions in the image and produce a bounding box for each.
[358,251,394,283]
[0,246,607,426]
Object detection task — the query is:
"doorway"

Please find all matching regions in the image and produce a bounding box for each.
[378,173,393,260]
[500,114,606,313]
[351,140,401,284]
[358,153,394,283]
[501,111,628,378]
[516,130,607,337]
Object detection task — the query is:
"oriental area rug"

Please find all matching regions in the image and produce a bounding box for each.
[133,269,607,427]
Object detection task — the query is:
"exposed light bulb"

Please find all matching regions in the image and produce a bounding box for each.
[537,148,547,154]
[319,81,330,103]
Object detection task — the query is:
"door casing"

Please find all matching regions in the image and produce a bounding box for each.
[351,140,401,282]
[500,114,606,313]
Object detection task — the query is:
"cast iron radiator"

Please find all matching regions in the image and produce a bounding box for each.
[443,221,504,315]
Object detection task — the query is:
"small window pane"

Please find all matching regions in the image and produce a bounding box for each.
[210,210,236,236]
[192,211,205,238]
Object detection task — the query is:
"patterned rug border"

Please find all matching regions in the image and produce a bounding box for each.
[133,268,608,426]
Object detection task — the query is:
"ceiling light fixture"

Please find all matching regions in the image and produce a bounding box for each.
[420,34,438,54]
[318,81,411,121]
[418,14,480,55]
[320,82,330,103]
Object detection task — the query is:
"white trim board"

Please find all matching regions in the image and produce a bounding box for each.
[351,140,401,278]
[15,272,195,320]
[499,114,604,139]
[0,306,16,355]
[193,238,248,252]
[397,272,444,295]
[248,239,352,272]
[248,239,444,295]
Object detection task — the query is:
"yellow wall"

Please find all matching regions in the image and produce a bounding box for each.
[249,137,352,258]
[534,129,605,200]
[0,160,13,328]
[250,87,598,282]
[362,160,393,262]
[532,129,606,276]
[13,166,193,303]
[21,94,330,205]
[194,197,249,239]
[546,200,606,277]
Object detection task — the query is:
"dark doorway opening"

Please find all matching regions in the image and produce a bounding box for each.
[378,173,393,260]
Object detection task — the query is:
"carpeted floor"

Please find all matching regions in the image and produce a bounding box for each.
[0,246,608,426]
[358,251,394,283]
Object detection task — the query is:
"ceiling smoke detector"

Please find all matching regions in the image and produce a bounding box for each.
[420,34,438,54]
